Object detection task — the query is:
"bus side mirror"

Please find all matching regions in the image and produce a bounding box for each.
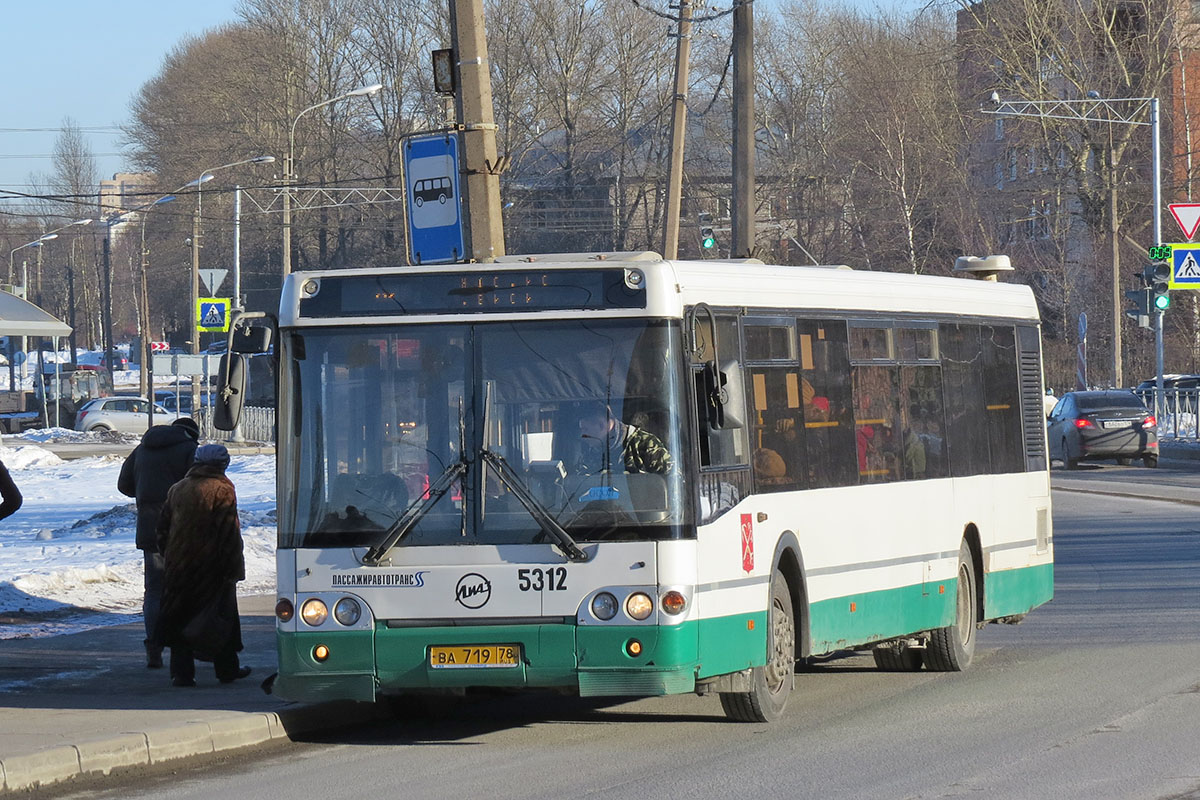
[213,353,247,431]
[702,360,745,430]
[230,324,272,354]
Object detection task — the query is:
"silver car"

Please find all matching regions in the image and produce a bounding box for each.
[73,397,176,433]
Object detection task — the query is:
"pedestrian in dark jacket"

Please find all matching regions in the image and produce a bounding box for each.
[117,417,199,668]
[0,459,22,521]
[154,443,251,687]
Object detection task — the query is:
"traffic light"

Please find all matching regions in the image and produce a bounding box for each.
[1125,287,1151,329]
[698,213,715,250]
[1145,261,1171,311]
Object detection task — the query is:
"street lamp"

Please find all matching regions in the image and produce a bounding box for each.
[983,94,1161,394]
[187,156,275,419]
[137,194,177,400]
[189,156,274,352]
[282,83,383,276]
[8,234,57,291]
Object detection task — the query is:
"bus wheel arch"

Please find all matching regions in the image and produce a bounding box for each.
[772,532,810,659]
[925,535,981,672]
[961,523,984,623]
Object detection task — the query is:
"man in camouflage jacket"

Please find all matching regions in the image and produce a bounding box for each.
[578,407,673,475]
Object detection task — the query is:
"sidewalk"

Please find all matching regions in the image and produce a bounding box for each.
[0,595,375,794]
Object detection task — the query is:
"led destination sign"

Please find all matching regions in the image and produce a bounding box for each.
[299,269,647,318]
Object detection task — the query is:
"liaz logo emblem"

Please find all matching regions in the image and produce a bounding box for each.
[455,573,492,609]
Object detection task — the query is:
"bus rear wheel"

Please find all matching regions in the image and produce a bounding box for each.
[924,541,977,672]
[719,572,794,723]
[873,641,924,671]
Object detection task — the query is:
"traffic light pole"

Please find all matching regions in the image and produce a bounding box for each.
[1151,98,1164,420]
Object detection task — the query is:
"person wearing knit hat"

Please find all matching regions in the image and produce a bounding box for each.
[117,416,200,669]
[153,441,250,687]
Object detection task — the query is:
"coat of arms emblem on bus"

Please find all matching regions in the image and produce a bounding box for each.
[741,514,754,573]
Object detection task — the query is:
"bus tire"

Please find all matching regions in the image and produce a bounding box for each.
[873,642,923,671]
[719,572,794,723]
[924,541,977,672]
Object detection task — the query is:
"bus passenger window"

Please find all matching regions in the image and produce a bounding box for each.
[851,365,901,483]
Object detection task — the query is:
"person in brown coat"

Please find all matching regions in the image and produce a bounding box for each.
[154,444,251,687]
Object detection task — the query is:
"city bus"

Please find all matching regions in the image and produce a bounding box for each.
[216,252,1053,722]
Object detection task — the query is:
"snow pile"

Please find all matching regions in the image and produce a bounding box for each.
[0,451,277,640]
[0,443,64,469]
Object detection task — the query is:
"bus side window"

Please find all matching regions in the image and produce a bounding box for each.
[797,319,856,489]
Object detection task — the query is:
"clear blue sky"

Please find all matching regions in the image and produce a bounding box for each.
[0,0,924,195]
[0,1,241,192]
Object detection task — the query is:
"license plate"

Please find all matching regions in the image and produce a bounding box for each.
[1102,420,1131,429]
[429,644,521,669]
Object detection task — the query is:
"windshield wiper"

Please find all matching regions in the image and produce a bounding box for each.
[480,449,589,563]
[361,459,466,566]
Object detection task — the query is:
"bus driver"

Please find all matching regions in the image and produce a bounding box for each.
[577,406,673,475]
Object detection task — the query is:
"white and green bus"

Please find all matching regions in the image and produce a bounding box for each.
[217,252,1053,722]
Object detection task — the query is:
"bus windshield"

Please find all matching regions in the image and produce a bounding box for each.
[279,319,693,549]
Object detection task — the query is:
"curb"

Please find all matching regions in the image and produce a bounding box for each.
[0,700,383,794]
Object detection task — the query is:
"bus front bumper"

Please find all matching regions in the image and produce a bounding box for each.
[274,621,700,703]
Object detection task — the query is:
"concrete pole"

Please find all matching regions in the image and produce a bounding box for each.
[191,209,201,416]
[731,0,754,258]
[1110,155,1121,389]
[451,0,505,262]
[282,164,292,277]
[234,186,243,310]
[662,0,693,260]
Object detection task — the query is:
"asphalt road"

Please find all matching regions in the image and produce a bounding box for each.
[42,466,1200,800]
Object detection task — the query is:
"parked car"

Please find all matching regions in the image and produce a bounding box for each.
[154,389,212,416]
[74,396,176,433]
[1135,374,1200,391]
[75,351,129,371]
[1047,390,1158,469]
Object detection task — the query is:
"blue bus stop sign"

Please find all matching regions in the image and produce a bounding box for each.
[404,133,464,264]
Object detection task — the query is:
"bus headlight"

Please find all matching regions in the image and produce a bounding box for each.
[591,592,619,620]
[300,598,328,626]
[333,597,362,626]
[625,592,653,620]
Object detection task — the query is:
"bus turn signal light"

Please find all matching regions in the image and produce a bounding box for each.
[661,591,686,615]
[275,598,295,622]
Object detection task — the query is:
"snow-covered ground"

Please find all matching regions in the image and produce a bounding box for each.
[0,429,275,640]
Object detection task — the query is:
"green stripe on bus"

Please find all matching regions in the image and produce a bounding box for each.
[808,581,950,654]
[984,562,1053,618]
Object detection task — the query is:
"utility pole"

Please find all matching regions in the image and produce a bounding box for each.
[450,0,505,262]
[191,209,201,415]
[101,233,114,389]
[662,0,693,260]
[731,0,754,258]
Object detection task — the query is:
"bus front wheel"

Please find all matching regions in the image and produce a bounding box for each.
[719,572,794,723]
[924,541,977,672]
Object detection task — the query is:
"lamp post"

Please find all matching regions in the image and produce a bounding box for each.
[188,156,274,419]
[282,83,382,276]
[136,194,177,402]
[7,218,91,390]
[983,94,1161,394]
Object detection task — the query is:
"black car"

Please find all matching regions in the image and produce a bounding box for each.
[1047,390,1158,469]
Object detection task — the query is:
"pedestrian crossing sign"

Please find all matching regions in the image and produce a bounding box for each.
[1170,244,1200,289]
[196,298,232,332]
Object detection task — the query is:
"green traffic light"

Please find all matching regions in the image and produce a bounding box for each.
[701,236,715,249]
[1154,292,1170,310]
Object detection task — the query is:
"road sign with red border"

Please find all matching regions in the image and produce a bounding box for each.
[150,341,169,352]
[1169,203,1200,240]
